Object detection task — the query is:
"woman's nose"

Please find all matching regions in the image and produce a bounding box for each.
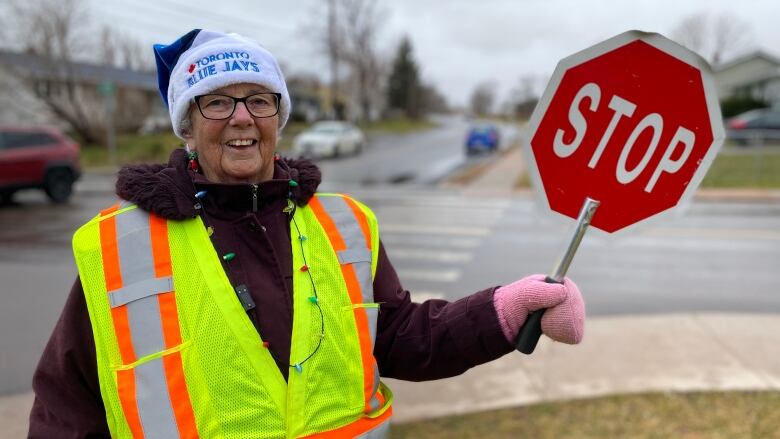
[229,102,254,126]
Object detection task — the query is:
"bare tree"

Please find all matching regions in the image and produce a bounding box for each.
[8,0,99,142]
[339,0,384,122]
[670,12,752,66]
[306,0,384,121]
[470,82,496,117]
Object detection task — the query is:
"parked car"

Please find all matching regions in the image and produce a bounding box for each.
[726,107,780,145]
[0,125,81,204]
[465,123,500,155]
[292,121,366,158]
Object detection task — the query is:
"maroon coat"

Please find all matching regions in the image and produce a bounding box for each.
[28,149,513,438]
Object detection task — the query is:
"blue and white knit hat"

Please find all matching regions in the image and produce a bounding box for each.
[153,29,291,139]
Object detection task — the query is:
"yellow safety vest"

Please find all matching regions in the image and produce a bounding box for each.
[72,193,393,438]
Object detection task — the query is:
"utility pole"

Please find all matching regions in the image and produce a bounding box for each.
[327,0,340,119]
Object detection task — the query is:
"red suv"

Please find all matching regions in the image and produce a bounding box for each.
[0,126,81,204]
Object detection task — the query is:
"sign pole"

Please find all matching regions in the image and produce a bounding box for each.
[515,197,599,354]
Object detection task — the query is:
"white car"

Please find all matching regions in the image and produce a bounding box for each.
[292,121,366,158]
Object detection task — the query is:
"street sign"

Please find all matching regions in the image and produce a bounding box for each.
[515,30,725,355]
[525,30,725,233]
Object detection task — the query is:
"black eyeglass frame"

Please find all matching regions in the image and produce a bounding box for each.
[193,92,282,120]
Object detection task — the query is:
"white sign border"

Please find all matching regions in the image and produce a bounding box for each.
[522,30,726,235]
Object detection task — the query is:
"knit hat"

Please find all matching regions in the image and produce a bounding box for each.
[153,29,291,139]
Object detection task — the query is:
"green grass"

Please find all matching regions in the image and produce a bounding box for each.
[358,117,437,135]
[701,146,780,188]
[81,132,183,167]
[391,391,780,439]
[514,145,780,189]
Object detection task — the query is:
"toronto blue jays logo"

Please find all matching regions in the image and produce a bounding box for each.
[187,51,262,87]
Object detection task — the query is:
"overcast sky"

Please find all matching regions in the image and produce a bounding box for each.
[84,0,780,107]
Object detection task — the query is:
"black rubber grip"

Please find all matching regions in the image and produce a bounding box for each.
[514,276,560,354]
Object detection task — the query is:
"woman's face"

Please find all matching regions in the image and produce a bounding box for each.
[184,82,279,184]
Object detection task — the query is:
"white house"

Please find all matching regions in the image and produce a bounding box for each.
[714,50,780,105]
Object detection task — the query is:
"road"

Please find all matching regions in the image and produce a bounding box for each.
[0,122,778,401]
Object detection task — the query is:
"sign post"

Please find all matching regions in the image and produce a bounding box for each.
[516,30,725,353]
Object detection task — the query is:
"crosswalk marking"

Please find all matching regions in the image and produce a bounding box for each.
[397,269,461,283]
[381,223,490,236]
[386,248,473,263]
[408,291,446,302]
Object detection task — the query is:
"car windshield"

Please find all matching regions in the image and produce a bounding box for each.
[310,122,346,133]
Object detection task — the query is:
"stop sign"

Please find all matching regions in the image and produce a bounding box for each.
[525,31,725,233]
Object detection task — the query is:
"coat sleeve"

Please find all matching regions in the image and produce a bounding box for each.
[372,241,514,381]
[28,277,111,439]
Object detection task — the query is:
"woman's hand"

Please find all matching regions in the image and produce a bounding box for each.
[493,274,585,345]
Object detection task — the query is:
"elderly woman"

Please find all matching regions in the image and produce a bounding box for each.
[29,29,585,438]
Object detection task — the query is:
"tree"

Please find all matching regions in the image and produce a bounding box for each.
[3,0,154,143]
[670,12,752,66]
[339,0,383,122]
[469,82,496,117]
[387,37,421,119]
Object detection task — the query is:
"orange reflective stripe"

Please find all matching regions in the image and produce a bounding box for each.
[100,207,123,293]
[152,215,199,439]
[309,196,347,251]
[310,196,378,412]
[110,306,136,364]
[100,205,144,437]
[162,351,199,438]
[342,196,372,250]
[302,406,393,439]
[117,369,145,439]
[149,214,173,278]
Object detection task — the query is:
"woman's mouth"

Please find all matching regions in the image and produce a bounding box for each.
[225,139,257,148]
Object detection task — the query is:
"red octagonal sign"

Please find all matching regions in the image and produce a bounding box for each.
[525,31,725,233]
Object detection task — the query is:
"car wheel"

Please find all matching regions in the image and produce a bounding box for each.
[0,189,15,206]
[44,169,74,203]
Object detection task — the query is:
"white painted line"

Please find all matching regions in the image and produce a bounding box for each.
[397,269,461,282]
[409,291,446,302]
[381,224,490,236]
[380,235,482,249]
[388,248,473,263]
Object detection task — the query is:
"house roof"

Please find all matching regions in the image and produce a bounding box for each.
[0,49,157,91]
[715,50,780,72]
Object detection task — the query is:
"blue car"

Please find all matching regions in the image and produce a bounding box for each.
[465,124,500,155]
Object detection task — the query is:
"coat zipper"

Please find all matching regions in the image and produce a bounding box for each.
[252,184,258,212]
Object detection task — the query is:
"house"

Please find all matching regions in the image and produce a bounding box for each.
[0,49,161,139]
[714,50,780,105]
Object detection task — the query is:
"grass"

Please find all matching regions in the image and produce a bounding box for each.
[701,145,780,188]
[391,391,780,439]
[513,144,780,189]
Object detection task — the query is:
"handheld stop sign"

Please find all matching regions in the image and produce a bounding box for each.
[516,30,725,353]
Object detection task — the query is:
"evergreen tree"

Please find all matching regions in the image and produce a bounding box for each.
[387,36,421,119]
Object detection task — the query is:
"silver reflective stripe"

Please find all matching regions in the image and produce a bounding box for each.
[112,208,181,437]
[355,418,390,439]
[109,276,173,308]
[134,358,180,439]
[317,196,383,413]
[337,248,371,264]
[317,196,374,304]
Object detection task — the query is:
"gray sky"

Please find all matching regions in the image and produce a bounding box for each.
[86,0,780,107]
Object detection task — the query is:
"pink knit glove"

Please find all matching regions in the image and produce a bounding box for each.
[493,274,585,345]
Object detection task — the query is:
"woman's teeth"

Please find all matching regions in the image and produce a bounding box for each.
[226,139,255,147]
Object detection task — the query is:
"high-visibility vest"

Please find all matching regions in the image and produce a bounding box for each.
[72,193,393,439]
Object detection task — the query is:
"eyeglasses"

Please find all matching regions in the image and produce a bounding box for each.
[194,93,281,120]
